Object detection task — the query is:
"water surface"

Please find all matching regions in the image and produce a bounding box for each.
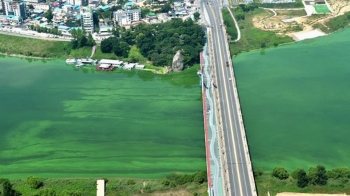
[235,28,350,171]
[0,56,205,178]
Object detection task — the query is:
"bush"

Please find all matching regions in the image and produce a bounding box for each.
[272,167,289,180]
[254,169,264,177]
[193,171,207,184]
[27,176,43,189]
[126,179,136,185]
[162,178,170,186]
[35,188,56,196]
[327,167,350,179]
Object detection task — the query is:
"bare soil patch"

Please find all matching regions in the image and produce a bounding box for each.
[277,193,348,196]
[252,0,350,40]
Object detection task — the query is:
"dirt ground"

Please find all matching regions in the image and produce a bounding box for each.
[276,193,348,196]
[134,189,195,196]
[252,0,350,40]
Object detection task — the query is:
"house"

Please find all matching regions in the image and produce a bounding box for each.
[99,59,123,67]
[123,63,135,70]
[32,3,51,11]
[88,0,100,8]
[135,64,145,69]
[99,25,112,33]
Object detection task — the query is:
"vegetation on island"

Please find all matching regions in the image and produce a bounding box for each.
[222,5,294,55]
[255,166,350,196]
[100,18,205,67]
[0,171,208,196]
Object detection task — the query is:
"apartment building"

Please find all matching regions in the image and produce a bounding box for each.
[2,0,26,20]
[113,8,140,26]
[80,6,94,33]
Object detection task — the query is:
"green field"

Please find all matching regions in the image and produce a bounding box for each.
[314,5,331,14]
[0,56,206,179]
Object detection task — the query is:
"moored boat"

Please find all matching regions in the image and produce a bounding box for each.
[66,59,77,64]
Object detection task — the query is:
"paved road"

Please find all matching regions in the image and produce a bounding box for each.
[201,0,256,195]
[0,28,71,42]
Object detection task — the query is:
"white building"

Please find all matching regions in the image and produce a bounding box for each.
[113,9,141,26]
[32,3,50,10]
[3,0,26,20]
[80,6,94,33]
[23,0,43,3]
[88,0,100,7]
[66,0,81,5]
[96,180,105,196]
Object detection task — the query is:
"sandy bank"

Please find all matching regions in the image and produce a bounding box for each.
[277,193,348,196]
[292,29,326,41]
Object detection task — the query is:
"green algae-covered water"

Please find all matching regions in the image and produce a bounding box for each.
[0,56,205,178]
[235,28,350,172]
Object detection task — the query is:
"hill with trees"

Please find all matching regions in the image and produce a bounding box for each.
[100,19,205,67]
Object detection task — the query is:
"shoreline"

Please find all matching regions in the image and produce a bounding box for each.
[0,52,53,59]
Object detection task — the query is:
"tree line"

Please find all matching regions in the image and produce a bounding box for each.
[100,18,205,67]
[0,177,82,196]
[27,25,62,36]
[255,165,350,188]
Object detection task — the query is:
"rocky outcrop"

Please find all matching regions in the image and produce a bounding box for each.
[171,50,184,72]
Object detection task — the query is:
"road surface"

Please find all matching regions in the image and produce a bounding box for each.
[200,0,256,195]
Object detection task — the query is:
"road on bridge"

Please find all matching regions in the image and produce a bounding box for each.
[200,0,256,195]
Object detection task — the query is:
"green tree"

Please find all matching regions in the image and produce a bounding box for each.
[308,165,328,185]
[100,37,115,53]
[45,9,53,23]
[86,33,96,46]
[193,12,200,21]
[296,169,308,188]
[272,167,289,180]
[26,176,43,189]
[2,179,15,196]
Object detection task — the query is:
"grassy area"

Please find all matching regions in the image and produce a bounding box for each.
[276,9,307,17]
[1,171,208,196]
[313,11,350,33]
[68,46,92,58]
[256,172,350,196]
[0,34,71,58]
[228,8,294,55]
[222,8,238,41]
[252,0,304,8]
[314,5,331,14]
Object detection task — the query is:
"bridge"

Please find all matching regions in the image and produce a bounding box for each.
[199,0,258,195]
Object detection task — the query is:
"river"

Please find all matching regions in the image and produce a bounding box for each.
[235,27,350,172]
[0,57,206,178]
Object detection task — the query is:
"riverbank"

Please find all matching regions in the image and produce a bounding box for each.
[0,34,172,74]
[1,171,208,196]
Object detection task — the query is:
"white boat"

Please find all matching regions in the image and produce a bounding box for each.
[66,59,77,64]
[80,58,97,65]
